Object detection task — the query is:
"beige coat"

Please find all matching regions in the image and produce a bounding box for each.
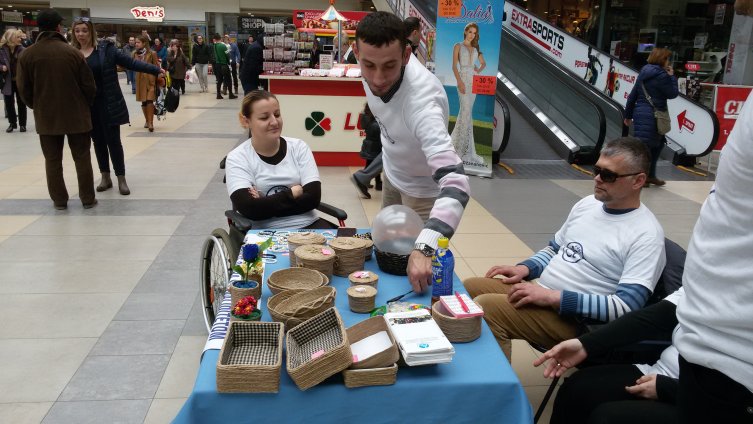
[134,49,158,102]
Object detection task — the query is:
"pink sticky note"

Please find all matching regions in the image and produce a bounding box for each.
[311,349,325,360]
[352,354,359,362]
[356,271,370,278]
[321,248,333,255]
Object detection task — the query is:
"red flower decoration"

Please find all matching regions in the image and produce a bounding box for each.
[232,295,258,318]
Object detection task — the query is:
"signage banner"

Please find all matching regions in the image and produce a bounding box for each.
[503,2,717,157]
[434,0,504,177]
[2,11,23,23]
[714,85,752,150]
[130,6,165,22]
[406,1,437,65]
[292,10,368,31]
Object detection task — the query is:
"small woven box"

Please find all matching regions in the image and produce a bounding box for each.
[329,237,374,277]
[346,285,377,314]
[294,244,337,279]
[431,301,482,343]
[267,267,328,295]
[348,270,379,289]
[216,321,284,393]
[286,307,353,390]
[342,364,398,388]
[346,316,399,369]
[287,232,326,265]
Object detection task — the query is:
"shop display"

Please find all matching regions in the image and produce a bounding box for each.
[262,27,315,75]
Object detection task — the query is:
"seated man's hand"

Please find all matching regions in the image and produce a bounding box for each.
[508,283,560,309]
[625,374,658,400]
[485,264,529,283]
[248,187,260,198]
[290,184,303,198]
[533,338,587,378]
[407,250,432,293]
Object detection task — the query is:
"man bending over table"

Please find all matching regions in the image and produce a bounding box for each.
[464,137,666,360]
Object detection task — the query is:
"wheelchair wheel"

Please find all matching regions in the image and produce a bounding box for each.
[199,228,235,332]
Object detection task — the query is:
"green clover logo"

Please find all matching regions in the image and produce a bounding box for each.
[305,111,332,137]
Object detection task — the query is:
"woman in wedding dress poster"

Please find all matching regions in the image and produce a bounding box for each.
[450,22,486,166]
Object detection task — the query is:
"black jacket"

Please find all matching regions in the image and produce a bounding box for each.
[191,42,213,65]
[359,114,382,161]
[240,41,263,84]
[94,40,160,126]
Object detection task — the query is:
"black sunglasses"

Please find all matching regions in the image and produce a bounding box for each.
[593,166,643,183]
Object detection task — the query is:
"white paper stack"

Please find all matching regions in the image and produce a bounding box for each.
[383,309,455,366]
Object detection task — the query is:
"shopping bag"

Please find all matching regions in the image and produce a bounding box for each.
[186,67,197,84]
[165,86,180,113]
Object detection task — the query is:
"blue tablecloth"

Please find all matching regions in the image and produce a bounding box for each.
[174,230,533,424]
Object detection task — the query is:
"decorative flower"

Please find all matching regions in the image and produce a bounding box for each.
[232,296,259,319]
[233,237,273,284]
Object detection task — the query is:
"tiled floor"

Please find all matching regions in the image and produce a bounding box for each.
[0,77,714,424]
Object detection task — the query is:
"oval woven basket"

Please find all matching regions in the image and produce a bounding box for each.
[267,289,307,330]
[287,232,327,265]
[267,267,328,295]
[294,244,337,279]
[348,270,378,289]
[431,301,481,343]
[329,237,373,277]
[275,286,337,317]
[373,248,409,276]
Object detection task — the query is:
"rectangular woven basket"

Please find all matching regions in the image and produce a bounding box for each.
[286,307,353,390]
[216,321,284,393]
[342,364,398,388]
[346,316,399,369]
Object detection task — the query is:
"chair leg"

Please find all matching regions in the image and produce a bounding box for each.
[534,376,559,424]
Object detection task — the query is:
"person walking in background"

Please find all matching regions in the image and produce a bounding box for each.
[624,47,678,187]
[240,34,263,95]
[16,9,97,210]
[357,103,382,197]
[191,35,212,93]
[133,35,160,132]
[212,33,236,99]
[404,16,420,56]
[225,34,240,95]
[72,18,163,196]
[152,37,167,67]
[121,36,136,94]
[0,29,27,133]
[167,39,189,95]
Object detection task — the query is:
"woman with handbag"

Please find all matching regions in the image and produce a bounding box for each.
[167,39,189,95]
[0,29,27,133]
[133,35,163,134]
[72,19,163,195]
[624,48,678,187]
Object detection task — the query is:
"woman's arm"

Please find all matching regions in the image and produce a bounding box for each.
[230,181,321,220]
[475,51,486,73]
[452,44,464,94]
[115,47,160,75]
[657,72,679,101]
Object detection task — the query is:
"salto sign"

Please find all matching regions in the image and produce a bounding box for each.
[131,6,165,22]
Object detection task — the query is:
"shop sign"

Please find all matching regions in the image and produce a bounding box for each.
[714,85,752,149]
[131,6,165,23]
[292,9,368,31]
[2,11,23,23]
[240,17,265,30]
[685,63,701,72]
[305,111,332,137]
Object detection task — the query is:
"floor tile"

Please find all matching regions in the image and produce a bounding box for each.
[42,400,151,424]
[0,215,40,235]
[0,235,171,262]
[115,291,197,321]
[59,355,170,401]
[0,402,53,424]
[155,336,206,399]
[0,338,96,402]
[451,233,533,258]
[0,261,150,294]
[144,398,186,424]
[17,216,183,236]
[463,257,531,279]
[90,320,184,356]
[456,214,512,234]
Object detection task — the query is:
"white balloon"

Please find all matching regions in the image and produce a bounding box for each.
[371,205,424,255]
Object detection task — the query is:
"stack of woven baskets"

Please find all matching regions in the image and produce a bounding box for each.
[342,316,400,388]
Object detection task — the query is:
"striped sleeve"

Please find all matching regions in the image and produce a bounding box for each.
[518,240,560,279]
[560,283,652,322]
[413,151,471,248]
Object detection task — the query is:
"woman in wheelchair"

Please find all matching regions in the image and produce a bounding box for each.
[225,90,337,230]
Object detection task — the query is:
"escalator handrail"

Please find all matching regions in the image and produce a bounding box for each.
[495,94,512,155]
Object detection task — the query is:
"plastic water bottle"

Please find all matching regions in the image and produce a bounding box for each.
[431,237,454,305]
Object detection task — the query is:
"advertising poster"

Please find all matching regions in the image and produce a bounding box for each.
[713,85,752,150]
[434,0,504,177]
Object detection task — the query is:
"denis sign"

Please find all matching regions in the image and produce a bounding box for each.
[131,6,165,22]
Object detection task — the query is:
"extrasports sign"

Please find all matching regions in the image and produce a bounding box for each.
[130,6,165,22]
[503,2,717,157]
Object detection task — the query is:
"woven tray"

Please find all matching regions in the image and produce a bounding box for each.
[329,237,373,277]
[286,307,353,390]
[267,289,307,330]
[346,285,377,314]
[294,244,337,279]
[267,267,328,295]
[346,316,399,369]
[431,301,482,343]
[288,232,326,265]
[348,270,379,289]
[217,321,284,393]
[374,248,409,276]
[342,364,398,388]
[275,286,337,317]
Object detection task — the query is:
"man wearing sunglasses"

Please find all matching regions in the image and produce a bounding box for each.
[464,137,666,361]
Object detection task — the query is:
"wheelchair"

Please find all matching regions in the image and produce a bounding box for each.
[199,157,348,331]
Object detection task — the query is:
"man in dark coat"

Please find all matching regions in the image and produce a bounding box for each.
[239,34,263,95]
[191,35,212,93]
[16,9,98,210]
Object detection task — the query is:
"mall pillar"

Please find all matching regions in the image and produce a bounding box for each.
[214,13,224,36]
[724,13,753,85]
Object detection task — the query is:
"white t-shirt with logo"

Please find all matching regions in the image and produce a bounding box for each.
[225,137,319,229]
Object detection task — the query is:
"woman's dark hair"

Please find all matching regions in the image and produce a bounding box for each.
[134,35,151,53]
[240,90,278,118]
[356,11,407,48]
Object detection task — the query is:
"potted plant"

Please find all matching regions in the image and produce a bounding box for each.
[230,295,262,322]
[230,238,273,306]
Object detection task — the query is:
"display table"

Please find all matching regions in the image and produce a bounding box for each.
[262,75,367,166]
[174,230,533,423]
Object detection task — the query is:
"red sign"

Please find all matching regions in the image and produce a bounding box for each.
[472,75,496,95]
[293,10,368,31]
[130,6,165,22]
[677,110,696,133]
[685,63,701,72]
[714,85,752,150]
[438,0,462,17]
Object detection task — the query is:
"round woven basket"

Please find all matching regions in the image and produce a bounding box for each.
[348,270,378,289]
[431,301,481,343]
[294,244,337,279]
[329,237,373,277]
[275,286,337,316]
[267,267,328,295]
[229,276,262,308]
[347,285,377,313]
[373,248,409,276]
[287,232,326,266]
[267,289,307,330]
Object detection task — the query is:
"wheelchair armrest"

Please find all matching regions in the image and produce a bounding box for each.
[317,202,348,222]
[225,210,253,233]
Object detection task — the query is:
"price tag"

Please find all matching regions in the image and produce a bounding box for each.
[472,75,496,95]
[438,0,462,17]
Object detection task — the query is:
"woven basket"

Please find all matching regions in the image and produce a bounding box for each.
[267,289,307,330]
[342,364,398,388]
[294,244,337,279]
[286,307,353,390]
[329,237,373,277]
[353,232,374,261]
[346,285,377,314]
[431,301,482,343]
[346,316,399,369]
[348,270,379,289]
[374,248,409,276]
[229,278,262,307]
[275,286,337,317]
[267,267,328,295]
[287,232,326,265]
[216,321,284,393]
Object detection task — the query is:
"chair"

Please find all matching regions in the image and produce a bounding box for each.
[531,237,686,423]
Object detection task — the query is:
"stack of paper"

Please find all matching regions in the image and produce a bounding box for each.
[383,309,455,366]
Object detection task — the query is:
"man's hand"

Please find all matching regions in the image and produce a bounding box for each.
[407,250,432,293]
[507,283,560,309]
[290,184,303,199]
[625,374,658,400]
[485,264,529,283]
[623,118,633,127]
[248,187,260,198]
[532,339,587,378]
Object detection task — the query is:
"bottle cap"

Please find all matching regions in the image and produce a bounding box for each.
[437,237,449,249]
